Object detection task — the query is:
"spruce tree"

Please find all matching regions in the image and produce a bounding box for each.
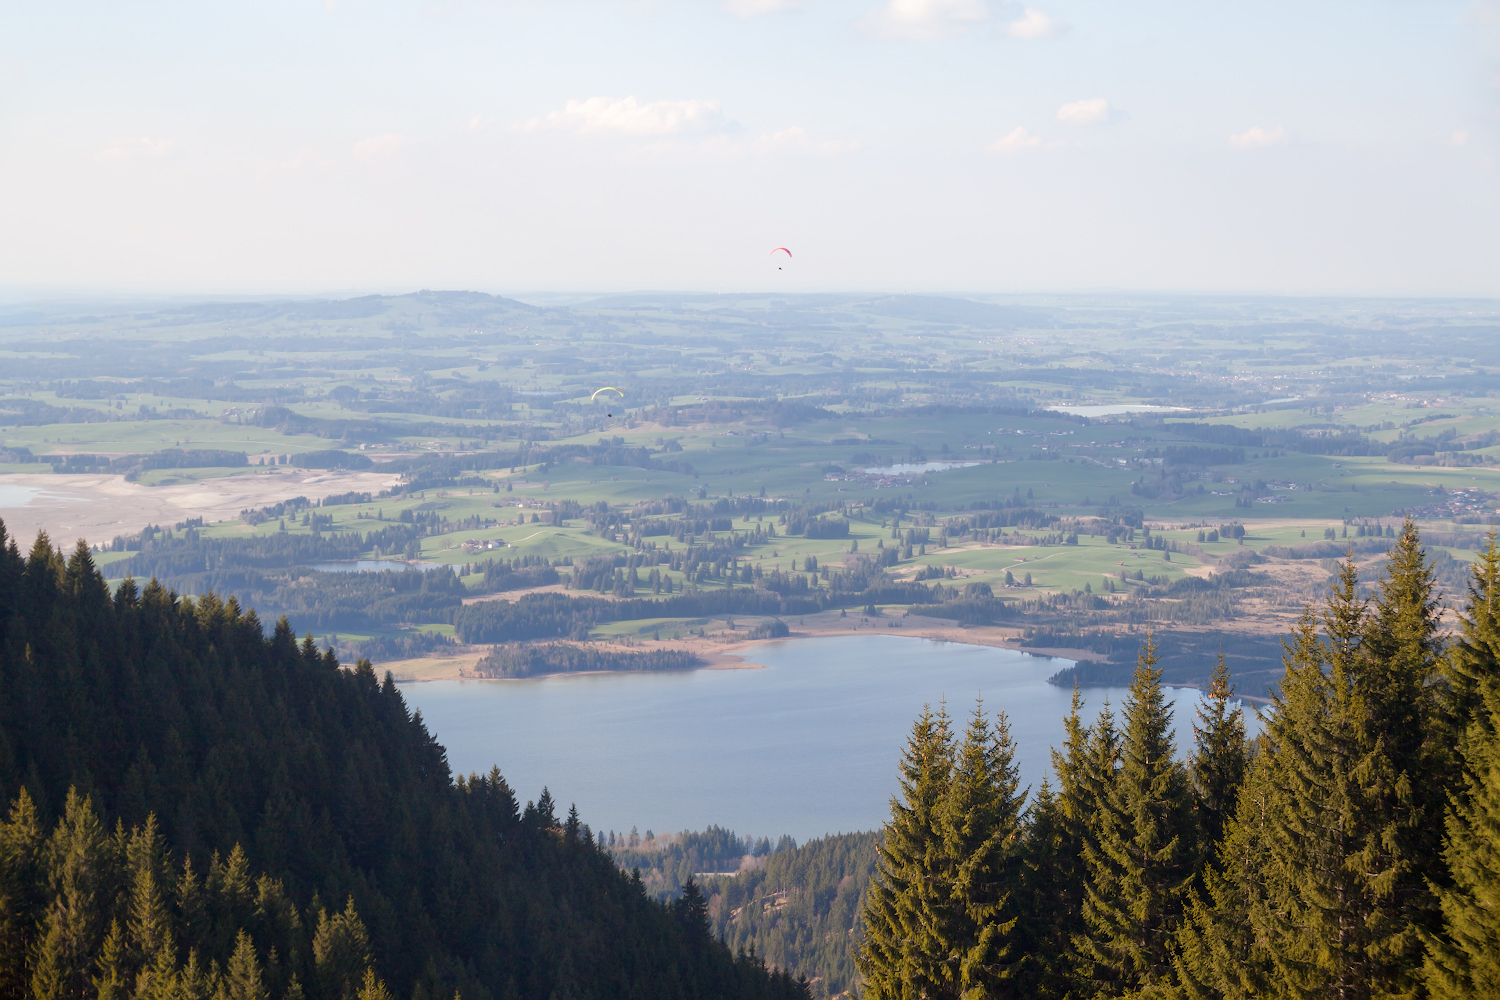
[1423,670,1500,996]
[1019,778,1068,999]
[939,703,1027,997]
[1235,548,1445,998]
[1437,534,1500,763]
[0,787,45,999]
[1358,518,1445,974]
[1072,693,1119,992]
[1424,537,1500,997]
[857,705,954,1000]
[126,817,174,973]
[313,898,372,1000]
[1250,570,1374,996]
[1078,634,1195,995]
[226,931,269,1000]
[94,920,128,1000]
[1173,757,1273,1000]
[355,968,394,1000]
[1191,654,1246,867]
[31,789,110,1000]
[1023,686,1091,998]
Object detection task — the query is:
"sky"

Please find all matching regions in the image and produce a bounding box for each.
[1,0,1497,298]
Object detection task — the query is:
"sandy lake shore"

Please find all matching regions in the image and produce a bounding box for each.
[378,609,1104,682]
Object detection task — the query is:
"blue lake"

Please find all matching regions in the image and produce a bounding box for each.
[400,635,1258,842]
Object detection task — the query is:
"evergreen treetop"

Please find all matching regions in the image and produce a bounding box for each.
[1078,633,1195,995]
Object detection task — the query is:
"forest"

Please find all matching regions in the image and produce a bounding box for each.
[856,523,1500,999]
[0,517,811,1000]
[5,290,1500,997]
[590,828,879,996]
[471,643,700,679]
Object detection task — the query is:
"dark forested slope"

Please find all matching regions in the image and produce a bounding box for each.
[0,520,808,1000]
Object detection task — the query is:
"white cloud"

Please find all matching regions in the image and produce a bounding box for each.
[95,137,175,162]
[1229,124,1289,148]
[464,115,491,132]
[864,0,989,40]
[723,0,803,15]
[517,96,725,136]
[1451,130,1470,146]
[352,133,408,159]
[1007,7,1058,39]
[1055,98,1114,126]
[989,126,1041,153]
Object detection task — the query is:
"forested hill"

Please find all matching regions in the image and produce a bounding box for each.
[0,520,810,1000]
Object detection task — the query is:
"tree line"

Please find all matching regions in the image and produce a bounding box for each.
[859,521,1500,998]
[450,582,942,644]
[472,644,700,679]
[0,518,811,1000]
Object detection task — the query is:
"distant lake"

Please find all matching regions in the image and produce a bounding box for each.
[0,484,91,507]
[1040,404,1192,417]
[401,635,1259,842]
[307,560,439,573]
[0,485,41,507]
[862,461,982,475]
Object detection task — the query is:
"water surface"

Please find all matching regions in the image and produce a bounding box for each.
[0,484,94,507]
[0,485,41,507]
[1040,404,1192,417]
[401,635,1253,841]
[862,461,981,475]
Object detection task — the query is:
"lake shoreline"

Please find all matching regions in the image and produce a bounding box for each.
[382,611,1102,683]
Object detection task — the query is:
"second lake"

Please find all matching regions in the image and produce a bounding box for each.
[400,635,1256,842]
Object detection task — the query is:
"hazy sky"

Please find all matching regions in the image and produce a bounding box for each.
[2,1,1497,297]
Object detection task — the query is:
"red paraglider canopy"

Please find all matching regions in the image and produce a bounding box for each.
[770,247,793,257]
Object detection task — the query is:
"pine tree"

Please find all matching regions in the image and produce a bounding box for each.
[1191,654,1247,866]
[939,703,1027,997]
[1077,634,1195,995]
[857,705,954,1000]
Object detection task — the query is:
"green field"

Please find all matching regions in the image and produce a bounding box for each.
[2,290,1497,669]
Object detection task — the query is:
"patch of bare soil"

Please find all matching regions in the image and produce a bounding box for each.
[0,469,403,547]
